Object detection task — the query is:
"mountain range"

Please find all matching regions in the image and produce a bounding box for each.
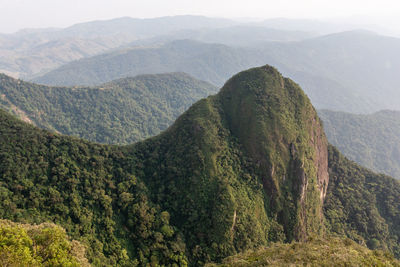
[4,15,400,115]
[3,71,400,183]
[1,66,400,265]
[2,14,400,266]
[125,25,315,48]
[34,31,400,114]
[0,15,237,79]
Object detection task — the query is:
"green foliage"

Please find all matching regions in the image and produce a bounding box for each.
[324,145,400,258]
[319,109,400,179]
[0,72,216,144]
[206,237,400,266]
[0,108,187,266]
[0,66,328,265]
[0,220,88,266]
[128,66,328,264]
[1,65,400,266]
[218,66,327,241]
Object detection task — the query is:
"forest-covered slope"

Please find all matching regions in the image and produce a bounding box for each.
[0,108,188,266]
[319,109,400,179]
[324,145,400,257]
[1,66,400,265]
[0,72,216,144]
[129,65,329,263]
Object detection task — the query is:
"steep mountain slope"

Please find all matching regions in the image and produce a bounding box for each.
[35,31,400,113]
[1,66,400,265]
[0,72,217,144]
[324,145,400,258]
[319,110,400,179]
[130,66,329,263]
[0,15,237,79]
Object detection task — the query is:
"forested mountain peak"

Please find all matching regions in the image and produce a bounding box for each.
[129,65,330,259]
[1,66,400,265]
[218,65,330,207]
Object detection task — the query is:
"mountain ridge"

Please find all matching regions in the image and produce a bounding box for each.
[34,31,400,113]
[319,109,400,179]
[0,15,238,79]
[1,65,400,265]
[0,71,217,144]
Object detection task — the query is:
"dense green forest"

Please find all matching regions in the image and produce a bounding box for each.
[4,71,400,186]
[1,66,400,265]
[324,145,400,258]
[319,109,400,179]
[0,108,188,266]
[0,220,90,266]
[0,72,216,144]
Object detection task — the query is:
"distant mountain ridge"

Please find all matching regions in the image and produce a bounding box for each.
[319,109,400,179]
[35,31,400,113]
[34,40,267,86]
[0,15,238,79]
[125,25,316,48]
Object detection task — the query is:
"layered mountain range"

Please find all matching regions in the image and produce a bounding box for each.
[0,16,237,79]
[1,66,399,265]
[2,70,400,182]
[33,31,400,114]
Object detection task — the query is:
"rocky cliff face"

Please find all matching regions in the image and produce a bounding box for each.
[218,65,329,240]
[134,65,330,263]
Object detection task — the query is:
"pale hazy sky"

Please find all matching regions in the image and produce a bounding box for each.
[1,0,400,33]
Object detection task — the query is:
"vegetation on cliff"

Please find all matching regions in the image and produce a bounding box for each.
[1,66,400,265]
